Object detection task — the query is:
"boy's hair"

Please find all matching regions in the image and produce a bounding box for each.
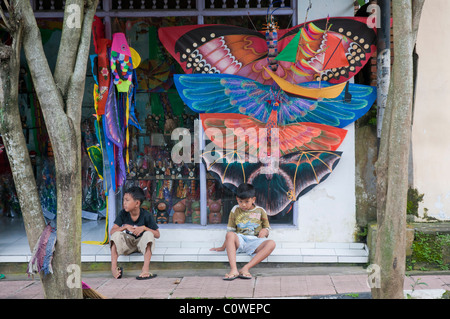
[236,183,256,199]
[124,186,146,205]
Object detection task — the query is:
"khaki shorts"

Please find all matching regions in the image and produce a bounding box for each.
[110,231,155,255]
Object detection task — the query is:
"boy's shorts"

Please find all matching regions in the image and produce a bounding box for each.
[110,231,155,256]
[236,233,268,257]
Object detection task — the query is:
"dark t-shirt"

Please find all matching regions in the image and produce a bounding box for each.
[114,208,158,238]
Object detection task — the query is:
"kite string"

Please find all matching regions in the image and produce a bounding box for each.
[247,12,257,31]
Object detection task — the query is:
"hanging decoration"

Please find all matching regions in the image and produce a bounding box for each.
[174,73,377,128]
[203,149,342,216]
[158,17,377,86]
[86,16,144,243]
[161,11,378,217]
[200,113,347,156]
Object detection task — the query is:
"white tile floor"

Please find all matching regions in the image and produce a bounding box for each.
[0,215,369,264]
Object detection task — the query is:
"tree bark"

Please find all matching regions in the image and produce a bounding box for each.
[372,0,425,299]
[0,3,47,251]
[2,0,98,298]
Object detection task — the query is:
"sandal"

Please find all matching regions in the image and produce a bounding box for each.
[238,272,252,279]
[136,272,157,280]
[223,272,239,281]
[113,267,123,279]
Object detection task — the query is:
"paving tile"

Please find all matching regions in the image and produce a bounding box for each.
[331,274,371,294]
[0,281,34,298]
[305,275,336,296]
[280,276,309,297]
[438,275,450,288]
[254,276,281,298]
[225,278,255,298]
[409,275,449,290]
[15,281,44,299]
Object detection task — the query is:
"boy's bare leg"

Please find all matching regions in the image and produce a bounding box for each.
[110,242,122,279]
[140,242,152,277]
[239,240,276,277]
[224,232,240,278]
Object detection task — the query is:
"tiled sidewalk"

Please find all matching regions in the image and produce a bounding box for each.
[1,273,449,299]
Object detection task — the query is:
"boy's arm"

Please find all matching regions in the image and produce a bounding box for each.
[110,223,134,235]
[134,225,160,238]
[257,209,271,238]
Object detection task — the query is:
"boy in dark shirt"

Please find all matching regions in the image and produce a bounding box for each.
[110,186,160,280]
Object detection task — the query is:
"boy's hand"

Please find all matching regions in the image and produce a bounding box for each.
[124,224,135,232]
[258,228,269,238]
[133,225,146,236]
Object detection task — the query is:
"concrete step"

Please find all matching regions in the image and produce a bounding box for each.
[0,241,369,264]
[80,241,369,264]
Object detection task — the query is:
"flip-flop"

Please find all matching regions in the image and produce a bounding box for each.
[238,272,252,280]
[223,273,239,281]
[136,273,157,280]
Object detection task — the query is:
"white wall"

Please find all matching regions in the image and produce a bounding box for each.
[413,0,450,220]
[285,0,357,243]
[297,0,355,22]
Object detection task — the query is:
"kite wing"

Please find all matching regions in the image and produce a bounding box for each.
[202,150,342,216]
[175,73,376,128]
[159,17,376,85]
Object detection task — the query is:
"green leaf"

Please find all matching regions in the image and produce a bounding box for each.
[357,0,366,7]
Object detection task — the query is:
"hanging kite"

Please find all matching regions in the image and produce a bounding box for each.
[88,29,144,243]
[174,73,377,128]
[200,113,347,156]
[202,149,342,216]
[89,31,143,191]
[96,38,112,115]
[158,17,376,86]
[110,33,134,93]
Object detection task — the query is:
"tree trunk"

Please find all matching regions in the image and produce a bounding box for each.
[0,8,46,250]
[372,0,425,299]
[1,0,98,298]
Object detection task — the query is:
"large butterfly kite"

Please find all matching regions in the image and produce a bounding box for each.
[159,16,377,216]
[158,17,377,85]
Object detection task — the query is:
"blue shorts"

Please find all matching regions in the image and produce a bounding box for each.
[236,233,268,256]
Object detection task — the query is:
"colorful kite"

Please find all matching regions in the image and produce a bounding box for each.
[202,149,342,216]
[174,73,377,128]
[200,113,347,156]
[110,33,134,93]
[158,17,376,85]
[162,16,378,216]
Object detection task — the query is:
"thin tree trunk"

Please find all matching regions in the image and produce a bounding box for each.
[373,0,425,299]
[0,8,46,250]
[5,0,98,298]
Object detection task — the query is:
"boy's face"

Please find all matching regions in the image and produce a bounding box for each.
[123,193,140,213]
[236,196,256,211]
